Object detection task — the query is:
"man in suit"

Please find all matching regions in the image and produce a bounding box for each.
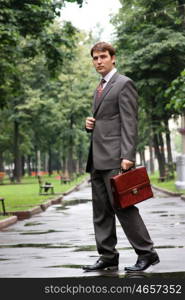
[83,42,159,272]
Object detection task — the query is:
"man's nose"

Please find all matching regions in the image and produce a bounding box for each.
[97,57,102,63]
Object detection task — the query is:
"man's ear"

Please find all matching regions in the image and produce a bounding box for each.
[112,55,116,65]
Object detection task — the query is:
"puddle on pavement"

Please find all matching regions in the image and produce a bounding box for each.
[45,264,83,269]
[0,243,73,249]
[20,229,63,235]
[74,245,97,252]
[62,199,90,206]
[151,211,167,214]
[55,206,69,211]
[177,214,185,218]
[73,244,185,252]
[160,214,175,217]
[155,245,184,249]
[24,222,44,226]
[54,200,91,213]
[165,202,183,206]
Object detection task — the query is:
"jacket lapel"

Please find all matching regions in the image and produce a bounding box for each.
[93,72,119,116]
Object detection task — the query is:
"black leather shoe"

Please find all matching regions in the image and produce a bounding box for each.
[124,252,160,272]
[83,259,118,272]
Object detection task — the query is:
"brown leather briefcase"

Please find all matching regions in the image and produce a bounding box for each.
[110,166,153,209]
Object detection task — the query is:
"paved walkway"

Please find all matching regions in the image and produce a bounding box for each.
[0,181,185,278]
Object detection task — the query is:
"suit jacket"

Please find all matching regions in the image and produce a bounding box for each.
[86,71,138,172]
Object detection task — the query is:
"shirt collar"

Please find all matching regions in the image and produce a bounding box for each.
[103,68,117,83]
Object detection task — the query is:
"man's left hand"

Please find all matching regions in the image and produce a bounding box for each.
[121,159,134,171]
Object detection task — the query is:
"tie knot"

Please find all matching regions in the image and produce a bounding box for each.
[100,78,106,86]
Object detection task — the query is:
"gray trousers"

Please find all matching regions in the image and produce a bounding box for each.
[91,168,154,262]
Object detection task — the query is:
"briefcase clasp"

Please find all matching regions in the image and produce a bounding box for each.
[132,188,138,195]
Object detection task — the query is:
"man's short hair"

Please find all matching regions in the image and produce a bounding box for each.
[90,42,116,57]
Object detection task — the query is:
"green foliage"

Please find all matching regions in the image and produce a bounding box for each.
[0,0,92,180]
[166,69,185,114]
[112,0,185,177]
[112,0,185,140]
[0,0,81,108]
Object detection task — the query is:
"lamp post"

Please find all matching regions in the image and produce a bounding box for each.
[176,114,185,189]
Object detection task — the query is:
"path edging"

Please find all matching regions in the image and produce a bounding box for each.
[0,216,18,230]
[152,184,183,197]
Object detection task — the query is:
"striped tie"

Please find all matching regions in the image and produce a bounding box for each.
[97,78,106,98]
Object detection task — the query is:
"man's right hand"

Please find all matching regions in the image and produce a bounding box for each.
[86,117,96,130]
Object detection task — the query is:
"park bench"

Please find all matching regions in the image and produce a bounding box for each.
[0,198,6,215]
[60,176,71,184]
[37,176,55,195]
[60,171,71,184]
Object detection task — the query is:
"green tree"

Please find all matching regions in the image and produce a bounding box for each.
[112,0,185,178]
[10,31,97,179]
[0,0,84,182]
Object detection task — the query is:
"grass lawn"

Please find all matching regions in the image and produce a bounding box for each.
[0,215,10,221]
[0,173,88,214]
[149,171,185,194]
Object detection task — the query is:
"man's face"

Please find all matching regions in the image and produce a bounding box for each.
[92,50,115,76]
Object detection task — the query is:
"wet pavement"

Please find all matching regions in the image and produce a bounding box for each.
[0,180,185,278]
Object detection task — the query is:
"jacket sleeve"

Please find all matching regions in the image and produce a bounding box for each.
[118,79,138,162]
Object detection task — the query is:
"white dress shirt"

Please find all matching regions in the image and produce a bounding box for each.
[102,68,117,89]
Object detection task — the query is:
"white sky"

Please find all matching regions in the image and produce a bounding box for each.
[60,0,121,41]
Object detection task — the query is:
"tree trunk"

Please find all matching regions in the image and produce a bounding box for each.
[44,153,48,173]
[0,151,4,172]
[164,120,173,164]
[67,146,73,176]
[13,121,22,183]
[48,147,52,176]
[153,132,166,179]
[78,150,84,174]
[35,147,38,174]
[149,138,155,174]
[37,150,41,174]
[27,155,32,176]
[62,157,67,174]
[67,115,75,177]
[21,156,25,177]
[140,150,146,166]
[56,152,61,173]
[164,119,175,179]
[159,132,166,167]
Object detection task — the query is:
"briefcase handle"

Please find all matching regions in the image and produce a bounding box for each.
[120,164,147,174]
[120,166,135,174]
